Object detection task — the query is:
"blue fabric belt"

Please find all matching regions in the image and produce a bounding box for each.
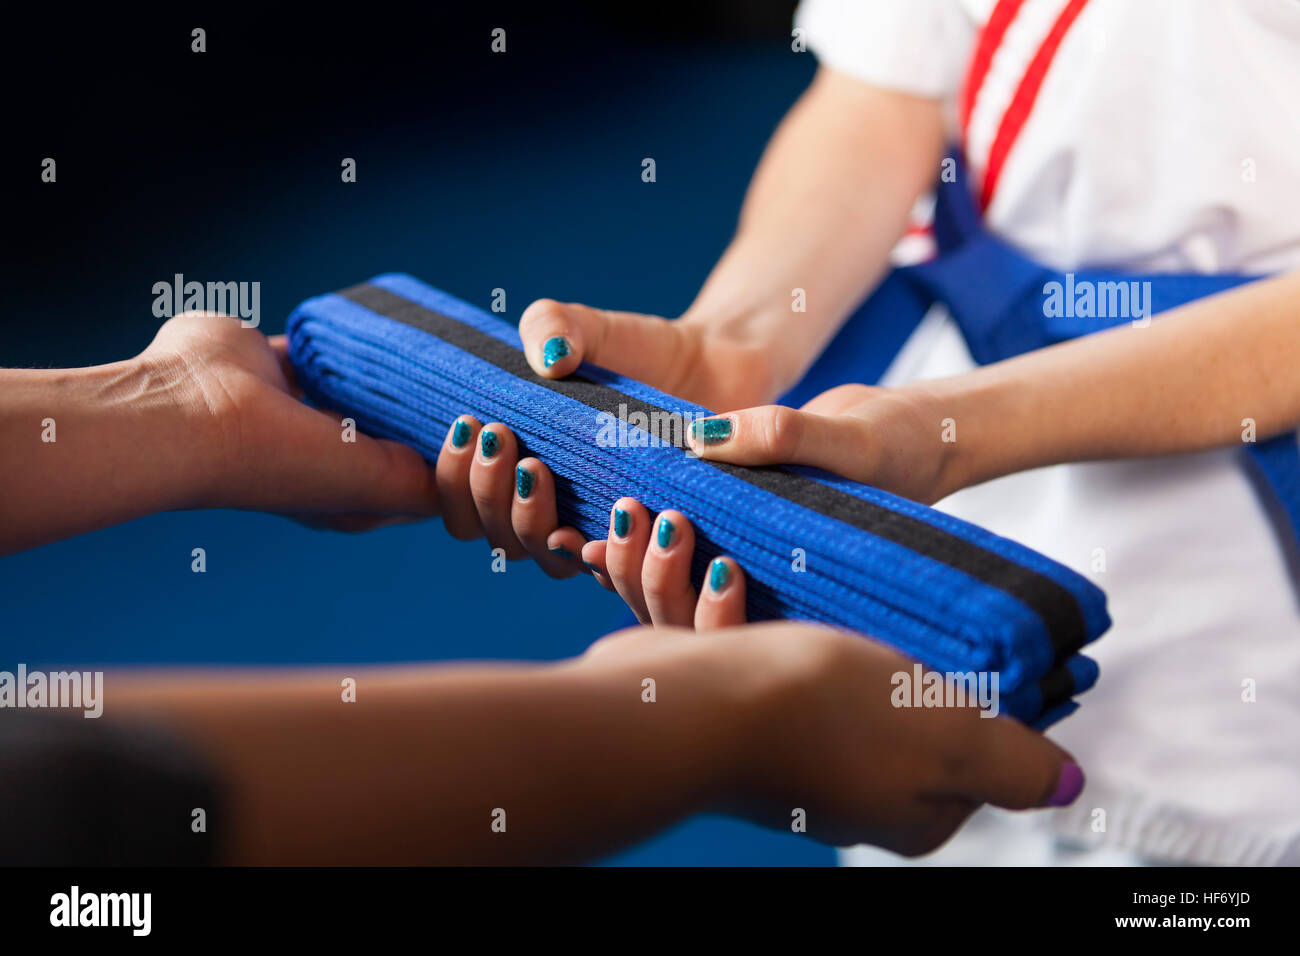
[785,150,1300,554]
[287,275,1110,726]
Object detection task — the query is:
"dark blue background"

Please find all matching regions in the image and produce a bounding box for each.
[3,4,834,864]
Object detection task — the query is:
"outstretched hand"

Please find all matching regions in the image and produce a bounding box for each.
[579,619,1085,857]
[142,313,440,531]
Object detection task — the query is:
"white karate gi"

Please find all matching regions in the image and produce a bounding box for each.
[795,0,1300,865]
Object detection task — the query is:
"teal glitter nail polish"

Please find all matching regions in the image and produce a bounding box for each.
[657,517,675,549]
[584,560,601,575]
[516,466,535,499]
[691,417,733,446]
[549,545,574,560]
[450,419,471,448]
[480,430,500,458]
[542,336,572,369]
[709,558,730,592]
[613,508,631,538]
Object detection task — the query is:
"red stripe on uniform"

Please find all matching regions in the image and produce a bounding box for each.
[958,0,1027,134]
[980,0,1091,211]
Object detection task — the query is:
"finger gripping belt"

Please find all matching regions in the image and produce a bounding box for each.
[287,274,1110,726]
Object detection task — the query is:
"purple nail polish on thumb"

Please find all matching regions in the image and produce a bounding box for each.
[1046,762,1085,807]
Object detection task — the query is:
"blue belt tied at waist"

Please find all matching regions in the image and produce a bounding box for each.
[287,272,1111,727]
[785,151,1300,557]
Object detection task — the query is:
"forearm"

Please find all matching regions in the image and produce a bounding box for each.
[926,271,1300,489]
[682,67,946,399]
[0,357,211,555]
[102,647,750,865]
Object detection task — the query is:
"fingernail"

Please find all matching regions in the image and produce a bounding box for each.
[549,545,574,560]
[542,336,572,369]
[691,417,733,446]
[450,419,472,448]
[708,557,730,593]
[583,560,602,575]
[657,516,675,549]
[1045,763,1085,807]
[613,507,631,539]
[480,430,500,458]
[516,466,535,499]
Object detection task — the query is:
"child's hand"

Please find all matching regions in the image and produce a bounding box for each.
[517,300,780,411]
[432,389,953,610]
[578,619,1085,856]
[582,501,744,628]
[432,416,589,579]
[432,420,747,619]
[686,383,961,504]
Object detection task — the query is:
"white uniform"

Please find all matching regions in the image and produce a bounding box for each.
[795,0,1300,865]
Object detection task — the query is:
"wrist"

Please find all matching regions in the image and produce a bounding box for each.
[86,353,220,510]
[903,370,1029,499]
[0,357,216,554]
[675,309,788,410]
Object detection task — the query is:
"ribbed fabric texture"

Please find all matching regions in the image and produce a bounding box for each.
[288,274,1109,726]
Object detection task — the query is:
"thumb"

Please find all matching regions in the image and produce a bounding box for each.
[518,298,688,389]
[950,716,1085,811]
[687,405,870,475]
[234,406,440,521]
[310,434,441,519]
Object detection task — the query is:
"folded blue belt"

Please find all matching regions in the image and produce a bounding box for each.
[287,274,1109,726]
